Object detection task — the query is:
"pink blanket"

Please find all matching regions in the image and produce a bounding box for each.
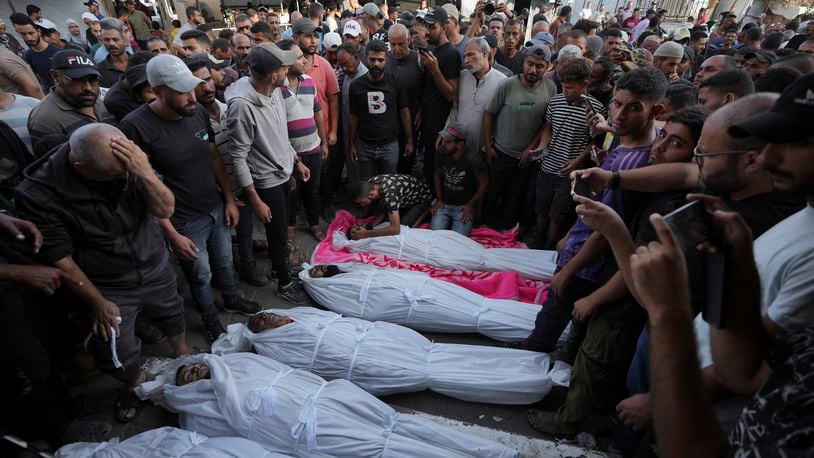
[311,211,549,304]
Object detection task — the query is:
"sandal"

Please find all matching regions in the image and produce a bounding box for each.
[310,225,326,241]
[526,409,578,437]
[114,388,142,423]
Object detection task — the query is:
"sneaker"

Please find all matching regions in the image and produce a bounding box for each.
[58,420,112,445]
[223,296,262,316]
[134,315,166,344]
[203,319,226,344]
[277,282,311,304]
[238,262,268,286]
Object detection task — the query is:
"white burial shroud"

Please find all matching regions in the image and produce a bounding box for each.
[299,263,541,342]
[56,426,288,457]
[135,353,519,458]
[212,307,570,405]
[332,225,558,281]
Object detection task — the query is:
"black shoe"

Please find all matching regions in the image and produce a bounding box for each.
[203,319,226,344]
[277,282,311,304]
[238,262,268,286]
[134,315,166,344]
[58,420,112,445]
[223,296,261,316]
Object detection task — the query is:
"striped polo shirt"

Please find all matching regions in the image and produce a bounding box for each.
[539,93,605,175]
[280,74,322,155]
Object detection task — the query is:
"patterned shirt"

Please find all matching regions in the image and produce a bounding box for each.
[540,93,605,175]
[370,174,432,213]
[280,74,322,155]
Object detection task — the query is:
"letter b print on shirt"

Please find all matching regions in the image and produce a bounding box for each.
[367,91,386,114]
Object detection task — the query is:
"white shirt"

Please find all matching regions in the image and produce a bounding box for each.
[448,67,506,156]
[630,18,650,43]
[579,7,593,19]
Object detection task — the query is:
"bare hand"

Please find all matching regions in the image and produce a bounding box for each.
[460,203,475,223]
[90,299,121,341]
[350,146,358,161]
[298,162,311,182]
[587,112,611,138]
[431,199,444,215]
[573,194,626,237]
[420,50,439,73]
[252,198,272,223]
[328,131,337,146]
[350,225,368,240]
[550,269,573,296]
[518,148,532,168]
[629,214,689,317]
[110,136,153,179]
[617,393,652,431]
[404,142,415,157]
[321,143,330,160]
[559,158,581,176]
[485,147,497,166]
[224,200,239,228]
[170,233,200,261]
[572,168,612,194]
[573,295,600,321]
[0,213,43,253]
[687,194,753,254]
[2,264,82,295]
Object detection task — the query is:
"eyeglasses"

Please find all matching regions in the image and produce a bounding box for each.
[62,74,101,85]
[693,145,751,164]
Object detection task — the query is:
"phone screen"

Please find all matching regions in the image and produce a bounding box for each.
[571,176,593,199]
[581,95,597,115]
[662,201,710,252]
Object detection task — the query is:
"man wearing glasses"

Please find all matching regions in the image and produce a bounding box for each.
[27,50,105,157]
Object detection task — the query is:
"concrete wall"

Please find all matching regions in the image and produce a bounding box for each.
[1,0,91,38]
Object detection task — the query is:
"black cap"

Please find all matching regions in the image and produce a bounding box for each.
[83,0,100,6]
[423,6,448,24]
[744,49,777,64]
[646,8,657,15]
[291,17,320,35]
[729,73,814,143]
[185,53,230,70]
[50,50,101,79]
[125,63,149,90]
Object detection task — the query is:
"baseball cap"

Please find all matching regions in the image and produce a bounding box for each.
[399,11,415,24]
[185,53,229,70]
[81,12,98,23]
[343,20,362,37]
[125,63,149,90]
[423,6,448,24]
[670,27,690,42]
[529,31,555,46]
[728,73,814,143]
[439,122,468,142]
[441,3,460,20]
[35,18,57,31]
[362,2,383,19]
[50,50,101,79]
[84,0,100,6]
[324,32,342,50]
[146,54,204,92]
[257,6,269,12]
[291,17,320,35]
[653,41,684,59]
[523,44,553,62]
[744,49,777,64]
[247,42,297,74]
[646,8,657,15]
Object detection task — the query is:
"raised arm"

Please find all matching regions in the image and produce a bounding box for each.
[110,136,174,218]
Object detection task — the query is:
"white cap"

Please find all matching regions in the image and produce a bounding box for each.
[324,32,342,50]
[343,20,362,37]
[147,54,204,93]
[81,12,98,23]
[35,18,57,30]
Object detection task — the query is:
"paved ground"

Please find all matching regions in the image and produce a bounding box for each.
[30,204,618,457]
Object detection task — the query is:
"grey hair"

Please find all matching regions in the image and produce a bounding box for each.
[69,123,124,172]
[100,17,124,35]
[468,36,491,54]
[558,44,583,60]
[387,23,409,41]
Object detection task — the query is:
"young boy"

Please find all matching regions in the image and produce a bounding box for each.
[533,57,605,249]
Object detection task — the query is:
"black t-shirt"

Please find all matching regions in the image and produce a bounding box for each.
[371,27,389,42]
[385,51,425,117]
[104,80,142,123]
[120,104,221,225]
[348,73,408,146]
[495,49,525,75]
[435,151,487,205]
[419,41,462,133]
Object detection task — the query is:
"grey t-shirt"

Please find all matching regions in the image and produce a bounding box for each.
[485,76,556,158]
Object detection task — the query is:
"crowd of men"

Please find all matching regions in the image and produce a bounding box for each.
[0,0,813,455]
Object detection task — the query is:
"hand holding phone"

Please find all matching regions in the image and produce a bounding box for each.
[571,176,593,199]
[662,201,710,252]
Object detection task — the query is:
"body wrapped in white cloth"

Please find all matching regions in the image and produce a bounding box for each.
[299,263,542,341]
[135,353,519,458]
[212,307,569,404]
[56,426,287,457]
[333,225,558,281]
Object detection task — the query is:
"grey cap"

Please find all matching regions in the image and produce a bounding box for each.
[146,54,204,93]
[247,42,297,74]
[653,41,684,59]
[362,2,383,18]
[439,122,468,141]
[291,17,320,35]
[523,44,553,62]
[744,49,777,64]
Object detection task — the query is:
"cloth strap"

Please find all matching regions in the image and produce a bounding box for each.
[358,269,378,317]
[381,411,401,456]
[423,231,435,265]
[246,368,294,440]
[475,298,490,332]
[291,380,328,452]
[396,233,406,259]
[347,322,375,381]
[404,278,431,326]
[83,322,123,370]
[309,314,343,372]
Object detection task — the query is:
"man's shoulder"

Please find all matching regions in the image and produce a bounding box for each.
[119,103,153,128]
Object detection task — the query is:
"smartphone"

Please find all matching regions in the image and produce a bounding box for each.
[662,201,710,252]
[581,95,597,115]
[416,45,429,54]
[571,176,593,199]
[702,250,727,328]
[529,148,550,161]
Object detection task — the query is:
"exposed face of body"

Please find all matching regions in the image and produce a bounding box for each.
[247,312,294,332]
[176,363,211,386]
[308,264,341,278]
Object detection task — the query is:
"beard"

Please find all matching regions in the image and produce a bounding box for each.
[368,66,384,78]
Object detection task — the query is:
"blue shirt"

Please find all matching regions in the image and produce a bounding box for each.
[24,44,60,92]
[557,144,651,282]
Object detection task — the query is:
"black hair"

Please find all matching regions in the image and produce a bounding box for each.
[734,46,757,57]
[129,51,154,67]
[218,29,234,40]
[26,4,40,15]
[592,56,614,82]
[773,53,814,75]
[235,14,250,23]
[774,47,795,58]
[185,55,209,73]
[558,57,592,83]
[336,43,359,57]
[743,27,762,43]
[147,36,165,45]
[323,265,341,277]
[785,20,799,31]
[604,28,623,40]
[760,32,784,51]
[663,80,698,112]
[667,105,709,147]
[690,30,708,41]
[276,39,295,51]
[347,180,372,201]
[175,365,187,385]
[212,37,230,52]
[250,20,273,35]
[9,12,35,27]
[366,39,388,54]
[567,28,587,40]
[185,6,200,19]
[572,19,599,35]
[180,29,211,46]
[309,2,324,18]
[699,69,755,98]
[754,67,804,93]
[615,66,668,103]
[559,6,571,17]
[723,25,738,34]
[172,19,182,28]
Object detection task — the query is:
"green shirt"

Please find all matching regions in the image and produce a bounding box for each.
[485,75,555,158]
[129,10,152,41]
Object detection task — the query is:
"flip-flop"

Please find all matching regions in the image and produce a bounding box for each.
[114,389,142,423]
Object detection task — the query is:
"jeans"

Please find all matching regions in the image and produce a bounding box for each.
[430,203,473,236]
[257,182,292,286]
[288,153,322,227]
[483,150,534,230]
[176,203,238,322]
[234,196,254,268]
[357,138,398,180]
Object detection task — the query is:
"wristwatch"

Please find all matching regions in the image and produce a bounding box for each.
[609,171,621,190]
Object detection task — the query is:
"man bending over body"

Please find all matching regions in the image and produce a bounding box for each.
[347,173,432,239]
